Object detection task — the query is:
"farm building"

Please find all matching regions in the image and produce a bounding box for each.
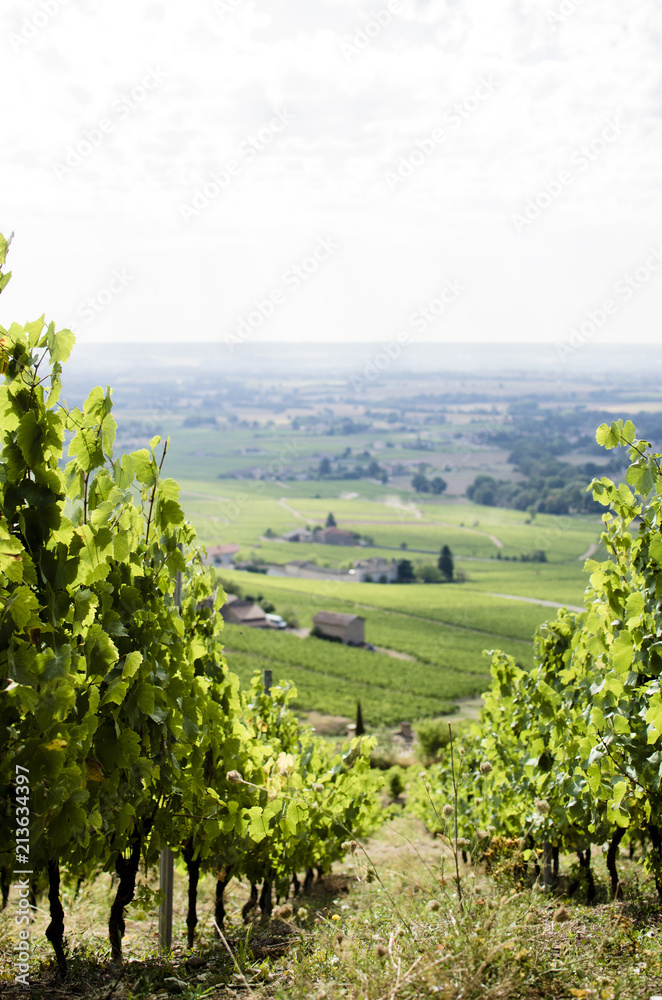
[220,594,270,628]
[283,560,357,582]
[312,611,365,644]
[353,557,398,583]
[314,527,357,546]
[281,528,314,542]
[205,543,241,566]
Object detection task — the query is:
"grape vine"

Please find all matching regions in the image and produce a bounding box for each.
[410,418,662,901]
[0,233,383,973]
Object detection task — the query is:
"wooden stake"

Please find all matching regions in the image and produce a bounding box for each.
[159,559,182,953]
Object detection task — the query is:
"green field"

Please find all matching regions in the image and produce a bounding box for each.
[113,397,606,729]
[227,649,454,725]
[454,560,592,607]
[178,479,600,727]
[223,625,485,726]
[178,485,601,565]
[217,570,559,726]
[223,572,561,642]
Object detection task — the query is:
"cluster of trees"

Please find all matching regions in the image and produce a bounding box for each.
[182,413,220,428]
[293,416,373,436]
[325,418,372,435]
[466,458,604,514]
[494,549,547,563]
[410,472,447,495]
[317,455,388,483]
[467,404,618,514]
[396,546,454,584]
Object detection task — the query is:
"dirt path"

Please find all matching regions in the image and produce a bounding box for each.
[384,499,422,519]
[382,499,503,547]
[578,542,597,561]
[279,498,307,520]
[435,696,485,721]
[287,517,426,526]
[275,503,504,549]
[478,590,584,614]
[349,601,531,644]
[425,519,503,548]
[257,561,582,631]
[256,577,559,643]
[374,646,416,661]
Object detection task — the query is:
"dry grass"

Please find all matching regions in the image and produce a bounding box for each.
[2,816,662,999]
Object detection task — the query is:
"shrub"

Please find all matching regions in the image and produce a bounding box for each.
[216,575,241,598]
[280,605,299,628]
[417,564,443,584]
[386,765,407,800]
[369,731,402,770]
[415,717,470,765]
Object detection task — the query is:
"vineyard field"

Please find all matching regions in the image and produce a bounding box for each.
[450,560,592,607]
[223,571,554,642]
[177,483,601,564]
[223,624,489,725]
[226,651,457,724]
[216,570,543,724]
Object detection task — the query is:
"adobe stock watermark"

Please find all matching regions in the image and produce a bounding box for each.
[531,516,573,556]
[13,763,32,988]
[385,77,499,192]
[349,277,466,390]
[223,236,338,352]
[545,0,586,27]
[52,67,167,180]
[179,109,295,223]
[340,0,404,62]
[212,0,246,16]
[557,244,662,361]
[9,0,71,52]
[74,268,134,327]
[511,114,626,233]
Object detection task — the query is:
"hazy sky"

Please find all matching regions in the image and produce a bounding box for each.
[2,0,661,354]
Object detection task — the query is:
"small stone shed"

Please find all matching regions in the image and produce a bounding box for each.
[205,544,241,566]
[312,611,365,645]
[220,594,270,628]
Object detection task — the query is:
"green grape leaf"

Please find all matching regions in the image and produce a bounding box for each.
[4,586,39,629]
[247,805,270,843]
[132,681,155,715]
[49,328,75,366]
[122,651,143,679]
[596,422,622,449]
[16,410,43,468]
[627,461,657,497]
[649,533,662,565]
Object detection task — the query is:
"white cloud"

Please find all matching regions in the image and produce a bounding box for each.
[1,0,661,346]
